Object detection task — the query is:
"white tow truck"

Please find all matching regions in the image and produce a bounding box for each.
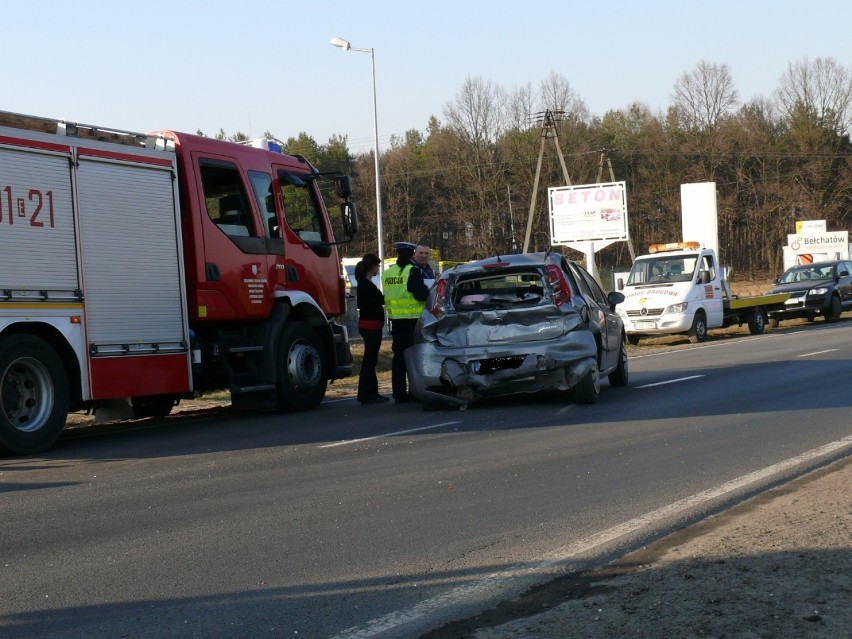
[615,242,789,344]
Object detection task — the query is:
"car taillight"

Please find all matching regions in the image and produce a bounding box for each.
[430,278,448,318]
[546,264,571,306]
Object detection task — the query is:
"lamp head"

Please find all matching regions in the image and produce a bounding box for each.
[330,36,351,50]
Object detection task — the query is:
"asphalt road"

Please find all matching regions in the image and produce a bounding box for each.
[1,321,850,639]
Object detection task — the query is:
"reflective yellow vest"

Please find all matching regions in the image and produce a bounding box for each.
[383,263,424,319]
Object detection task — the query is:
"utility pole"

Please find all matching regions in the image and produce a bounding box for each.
[596,148,636,262]
[522,110,571,253]
[507,185,518,253]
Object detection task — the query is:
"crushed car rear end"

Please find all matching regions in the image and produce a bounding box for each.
[404,254,597,408]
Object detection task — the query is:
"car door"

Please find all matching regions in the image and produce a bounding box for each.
[563,260,619,362]
[571,262,622,363]
[838,261,852,308]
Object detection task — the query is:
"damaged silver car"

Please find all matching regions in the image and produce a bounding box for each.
[404,252,629,409]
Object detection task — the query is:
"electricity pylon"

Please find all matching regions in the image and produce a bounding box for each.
[522,110,571,253]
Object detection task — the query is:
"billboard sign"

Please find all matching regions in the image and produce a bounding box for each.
[795,220,826,234]
[786,231,849,258]
[680,182,718,256]
[549,182,628,245]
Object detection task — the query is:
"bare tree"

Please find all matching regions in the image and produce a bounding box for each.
[672,61,739,130]
[443,76,507,146]
[538,71,589,122]
[505,81,536,131]
[775,57,852,136]
[441,77,510,257]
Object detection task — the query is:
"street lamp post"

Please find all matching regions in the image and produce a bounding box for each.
[330,36,384,269]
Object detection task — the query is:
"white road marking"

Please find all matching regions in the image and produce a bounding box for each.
[330,434,852,638]
[636,374,705,388]
[319,421,462,448]
[797,349,838,357]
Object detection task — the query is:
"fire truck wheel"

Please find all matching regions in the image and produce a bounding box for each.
[276,323,327,412]
[0,335,69,455]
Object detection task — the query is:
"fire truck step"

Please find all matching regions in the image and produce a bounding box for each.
[225,345,265,354]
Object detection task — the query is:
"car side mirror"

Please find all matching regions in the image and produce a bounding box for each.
[616,277,624,290]
[608,291,625,310]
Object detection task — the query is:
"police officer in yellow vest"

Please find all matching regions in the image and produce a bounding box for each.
[384,241,430,403]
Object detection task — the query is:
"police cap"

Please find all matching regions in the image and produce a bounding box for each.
[394,241,416,252]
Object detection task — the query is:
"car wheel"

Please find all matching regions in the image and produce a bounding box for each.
[748,308,767,335]
[627,334,641,346]
[769,317,780,329]
[574,361,600,404]
[608,337,629,387]
[824,295,842,322]
[687,312,707,343]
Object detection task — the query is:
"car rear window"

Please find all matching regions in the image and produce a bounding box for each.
[452,270,546,309]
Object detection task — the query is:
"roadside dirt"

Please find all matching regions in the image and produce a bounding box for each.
[426,457,851,639]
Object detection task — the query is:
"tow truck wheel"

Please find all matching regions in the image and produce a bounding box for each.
[688,312,707,343]
[276,322,327,412]
[574,360,600,404]
[0,335,69,455]
[748,307,767,335]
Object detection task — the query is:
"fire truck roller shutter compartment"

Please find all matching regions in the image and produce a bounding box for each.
[0,144,78,291]
[76,152,191,398]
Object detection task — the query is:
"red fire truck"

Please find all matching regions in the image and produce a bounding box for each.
[0,110,358,455]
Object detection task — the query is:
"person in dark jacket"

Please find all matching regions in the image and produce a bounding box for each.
[355,253,388,404]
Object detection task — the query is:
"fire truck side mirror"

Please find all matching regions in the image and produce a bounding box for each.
[341,201,358,237]
[335,175,352,199]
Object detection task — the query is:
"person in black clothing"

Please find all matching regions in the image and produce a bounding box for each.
[355,253,388,405]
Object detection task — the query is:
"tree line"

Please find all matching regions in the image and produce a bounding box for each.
[213,57,852,282]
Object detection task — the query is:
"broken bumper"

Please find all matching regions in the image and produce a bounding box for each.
[404,331,597,406]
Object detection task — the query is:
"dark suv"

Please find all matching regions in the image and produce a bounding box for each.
[404,252,628,409]
[767,260,852,327]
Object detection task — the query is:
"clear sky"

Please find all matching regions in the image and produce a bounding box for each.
[2,0,850,155]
